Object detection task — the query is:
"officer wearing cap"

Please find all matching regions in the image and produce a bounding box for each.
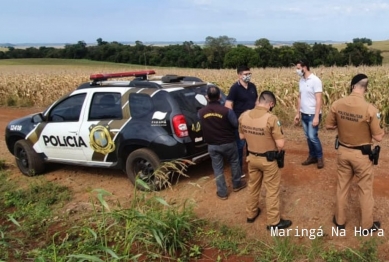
[239,90,292,230]
[325,73,384,233]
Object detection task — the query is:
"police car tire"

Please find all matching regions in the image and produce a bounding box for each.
[14,140,45,177]
[125,148,164,191]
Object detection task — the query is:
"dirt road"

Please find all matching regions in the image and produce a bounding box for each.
[1,106,388,259]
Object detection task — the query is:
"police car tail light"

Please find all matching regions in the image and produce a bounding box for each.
[90,70,156,82]
[172,115,188,138]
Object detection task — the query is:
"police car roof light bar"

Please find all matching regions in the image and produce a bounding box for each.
[90,70,156,83]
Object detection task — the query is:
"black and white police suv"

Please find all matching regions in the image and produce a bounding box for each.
[5,70,226,190]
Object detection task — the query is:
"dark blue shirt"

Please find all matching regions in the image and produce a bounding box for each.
[226,81,258,119]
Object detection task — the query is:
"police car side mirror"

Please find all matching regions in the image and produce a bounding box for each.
[32,113,44,123]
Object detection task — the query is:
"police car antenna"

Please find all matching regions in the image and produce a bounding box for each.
[89,70,156,85]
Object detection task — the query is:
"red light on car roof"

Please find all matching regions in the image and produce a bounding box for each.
[90,70,156,81]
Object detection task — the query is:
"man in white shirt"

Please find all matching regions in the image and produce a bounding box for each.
[293,59,324,169]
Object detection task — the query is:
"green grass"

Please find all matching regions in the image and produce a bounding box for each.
[0,168,72,260]
[199,222,246,256]
[0,161,201,261]
[0,161,385,261]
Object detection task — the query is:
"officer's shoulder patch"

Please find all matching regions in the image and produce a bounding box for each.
[377,112,381,119]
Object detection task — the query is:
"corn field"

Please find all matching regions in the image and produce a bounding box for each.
[1,64,389,126]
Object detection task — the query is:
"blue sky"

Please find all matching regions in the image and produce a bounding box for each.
[1,0,389,44]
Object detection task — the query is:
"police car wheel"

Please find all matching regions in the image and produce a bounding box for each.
[14,140,45,177]
[125,148,164,191]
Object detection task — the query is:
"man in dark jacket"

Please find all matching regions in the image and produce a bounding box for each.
[198,86,247,200]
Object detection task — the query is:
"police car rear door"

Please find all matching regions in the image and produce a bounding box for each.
[35,92,88,162]
[78,90,126,166]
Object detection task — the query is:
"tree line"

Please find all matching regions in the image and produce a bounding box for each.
[0,36,383,68]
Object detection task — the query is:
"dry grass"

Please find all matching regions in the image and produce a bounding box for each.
[1,61,389,127]
[332,39,389,64]
[332,40,389,51]
[381,52,389,64]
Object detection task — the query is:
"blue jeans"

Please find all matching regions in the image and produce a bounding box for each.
[208,142,243,197]
[234,129,246,172]
[301,113,323,159]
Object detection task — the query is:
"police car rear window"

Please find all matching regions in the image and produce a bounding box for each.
[170,86,208,113]
[129,93,154,119]
[129,92,173,120]
[89,92,122,120]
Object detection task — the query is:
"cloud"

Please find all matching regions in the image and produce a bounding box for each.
[1,0,388,43]
[175,0,389,19]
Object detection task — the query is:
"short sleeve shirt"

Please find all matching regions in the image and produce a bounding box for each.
[238,106,284,153]
[226,81,258,119]
[299,74,322,114]
[325,93,384,146]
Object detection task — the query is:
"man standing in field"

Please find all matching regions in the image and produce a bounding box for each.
[198,86,247,200]
[225,65,259,177]
[239,90,292,229]
[293,59,324,169]
[325,73,384,233]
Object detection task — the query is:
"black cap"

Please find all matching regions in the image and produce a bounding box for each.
[351,74,368,86]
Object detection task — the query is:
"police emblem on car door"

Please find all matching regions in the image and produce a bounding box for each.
[89,124,115,154]
[78,91,129,163]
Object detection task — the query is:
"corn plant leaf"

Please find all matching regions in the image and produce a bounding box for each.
[85,227,97,241]
[7,215,21,227]
[93,189,112,211]
[67,254,105,262]
[154,196,169,206]
[151,229,163,248]
[97,246,120,259]
[135,178,150,190]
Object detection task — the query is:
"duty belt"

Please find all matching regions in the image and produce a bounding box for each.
[248,151,267,157]
[339,142,366,150]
